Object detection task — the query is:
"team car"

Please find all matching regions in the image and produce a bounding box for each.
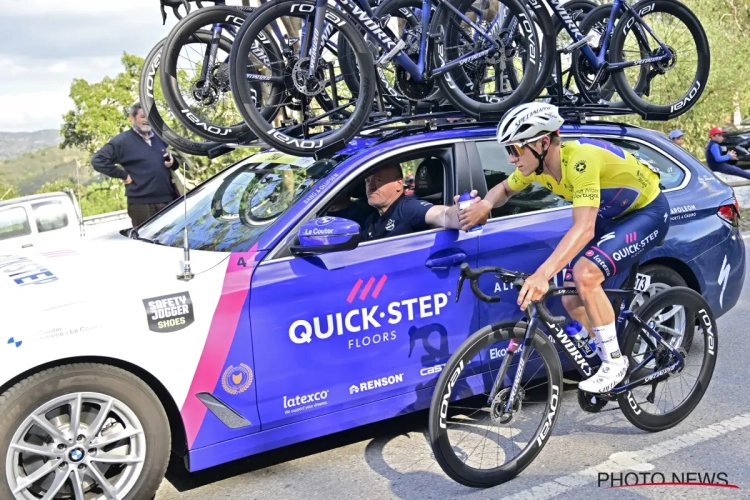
[0,119,745,499]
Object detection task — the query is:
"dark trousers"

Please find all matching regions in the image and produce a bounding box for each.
[128,202,169,227]
[711,163,750,180]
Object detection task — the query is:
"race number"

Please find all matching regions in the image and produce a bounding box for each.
[634,273,652,292]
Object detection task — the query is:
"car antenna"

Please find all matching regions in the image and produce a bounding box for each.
[176,150,194,281]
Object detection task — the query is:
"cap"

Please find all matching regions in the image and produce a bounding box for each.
[709,127,726,137]
[669,129,684,140]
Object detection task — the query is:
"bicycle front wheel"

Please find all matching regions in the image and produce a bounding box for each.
[229,0,376,157]
[609,0,710,119]
[428,321,563,488]
[618,286,717,432]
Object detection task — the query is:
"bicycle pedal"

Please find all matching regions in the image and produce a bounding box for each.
[376,39,406,67]
[561,32,596,55]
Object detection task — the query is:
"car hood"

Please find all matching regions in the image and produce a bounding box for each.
[0,231,238,331]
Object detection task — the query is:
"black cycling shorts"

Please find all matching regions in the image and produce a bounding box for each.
[565,191,671,281]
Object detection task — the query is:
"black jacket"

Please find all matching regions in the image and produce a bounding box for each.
[91,128,179,204]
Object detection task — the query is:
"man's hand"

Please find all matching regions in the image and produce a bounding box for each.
[517,272,550,311]
[164,151,175,168]
[124,175,132,185]
[730,150,738,159]
[457,197,492,231]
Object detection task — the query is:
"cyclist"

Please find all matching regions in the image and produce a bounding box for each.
[458,102,671,393]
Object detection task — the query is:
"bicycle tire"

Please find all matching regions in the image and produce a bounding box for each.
[617,286,717,432]
[570,3,642,106]
[550,0,598,34]
[160,5,279,143]
[430,0,539,118]
[229,0,376,157]
[140,35,223,156]
[514,0,557,103]
[609,0,710,119]
[428,321,563,488]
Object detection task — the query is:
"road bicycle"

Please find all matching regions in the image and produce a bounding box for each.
[427,259,717,487]
[228,0,540,156]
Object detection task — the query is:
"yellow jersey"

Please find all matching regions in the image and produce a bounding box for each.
[506,138,662,219]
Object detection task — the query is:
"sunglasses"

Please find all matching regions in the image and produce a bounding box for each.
[505,144,526,158]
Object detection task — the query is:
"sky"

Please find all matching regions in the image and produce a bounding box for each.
[0,0,245,133]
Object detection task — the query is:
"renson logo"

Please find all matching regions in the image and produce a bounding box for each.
[288,274,449,344]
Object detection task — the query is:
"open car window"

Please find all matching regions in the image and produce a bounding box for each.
[136,152,339,252]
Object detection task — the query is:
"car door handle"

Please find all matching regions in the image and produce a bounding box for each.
[21,244,33,248]
[426,251,467,269]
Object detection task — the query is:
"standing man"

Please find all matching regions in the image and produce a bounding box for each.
[705,126,750,180]
[669,129,685,146]
[91,103,180,227]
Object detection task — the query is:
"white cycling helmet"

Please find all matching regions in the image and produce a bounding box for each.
[496,102,565,145]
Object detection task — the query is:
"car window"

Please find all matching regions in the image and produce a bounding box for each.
[0,207,32,241]
[31,200,69,233]
[475,140,569,219]
[589,137,686,190]
[136,152,341,252]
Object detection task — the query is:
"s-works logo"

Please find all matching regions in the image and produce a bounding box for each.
[288,274,449,348]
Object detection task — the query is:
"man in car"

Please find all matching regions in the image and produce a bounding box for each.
[360,163,476,241]
[458,102,670,394]
[705,126,749,179]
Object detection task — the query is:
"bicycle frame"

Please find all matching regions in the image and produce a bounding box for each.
[547,0,672,72]
[498,280,686,415]
[305,0,502,82]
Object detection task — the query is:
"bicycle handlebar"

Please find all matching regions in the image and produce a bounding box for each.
[455,263,567,325]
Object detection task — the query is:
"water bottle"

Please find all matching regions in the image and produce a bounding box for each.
[458,190,482,233]
[564,321,598,359]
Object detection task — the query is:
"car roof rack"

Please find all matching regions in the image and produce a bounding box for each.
[205,100,669,161]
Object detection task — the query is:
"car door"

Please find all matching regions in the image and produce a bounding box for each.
[248,146,480,431]
[0,205,36,251]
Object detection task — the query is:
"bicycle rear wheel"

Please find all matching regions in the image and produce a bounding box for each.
[430,0,540,118]
[609,0,710,119]
[617,287,717,432]
[229,0,376,157]
[428,321,563,487]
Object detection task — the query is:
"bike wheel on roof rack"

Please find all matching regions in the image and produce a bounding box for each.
[228,0,376,157]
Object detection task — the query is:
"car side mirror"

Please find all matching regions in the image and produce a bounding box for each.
[290,216,361,256]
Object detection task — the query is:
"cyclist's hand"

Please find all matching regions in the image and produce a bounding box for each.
[457,198,491,231]
[518,272,549,311]
[124,175,132,185]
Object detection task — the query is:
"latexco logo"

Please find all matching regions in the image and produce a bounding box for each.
[349,373,404,394]
[288,274,449,349]
[283,390,329,415]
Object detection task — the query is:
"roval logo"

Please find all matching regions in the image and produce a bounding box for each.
[536,384,560,447]
[288,275,449,344]
[439,360,464,429]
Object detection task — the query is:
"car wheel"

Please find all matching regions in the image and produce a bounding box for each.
[0,363,170,500]
[628,264,694,371]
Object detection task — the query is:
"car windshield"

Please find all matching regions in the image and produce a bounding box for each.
[135,152,340,252]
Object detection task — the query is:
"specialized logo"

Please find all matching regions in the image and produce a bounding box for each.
[0,254,58,287]
[142,291,195,333]
[718,255,730,309]
[288,275,449,348]
[575,161,587,172]
[612,230,659,261]
[222,363,254,395]
[597,232,616,246]
[349,373,404,394]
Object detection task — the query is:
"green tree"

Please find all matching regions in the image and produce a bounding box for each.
[602,0,750,161]
[0,180,19,201]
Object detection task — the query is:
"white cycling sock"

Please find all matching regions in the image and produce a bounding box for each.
[592,323,624,363]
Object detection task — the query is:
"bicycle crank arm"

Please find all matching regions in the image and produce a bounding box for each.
[561,32,596,55]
